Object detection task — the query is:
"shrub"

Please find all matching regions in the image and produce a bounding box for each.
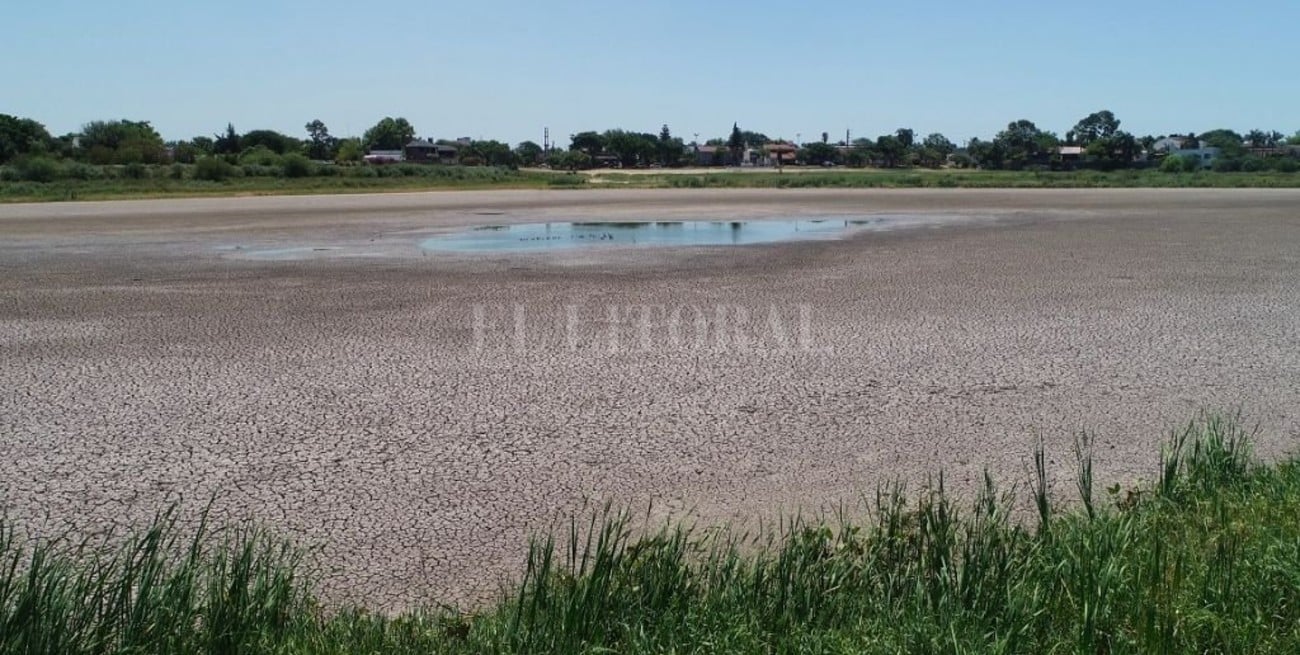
[122,162,148,179]
[281,154,312,178]
[1160,155,1193,173]
[242,164,280,178]
[63,162,104,180]
[194,157,235,181]
[1212,157,1242,173]
[15,156,60,182]
[0,166,18,182]
[1239,156,1266,172]
[1269,157,1300,173]
[169,163,186,180]
[239,146,282,167]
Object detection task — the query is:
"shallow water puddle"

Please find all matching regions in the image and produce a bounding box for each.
[420,218,897,252]
[215,245,339,259]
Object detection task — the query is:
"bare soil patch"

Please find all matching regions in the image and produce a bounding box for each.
[3,188,1298,609]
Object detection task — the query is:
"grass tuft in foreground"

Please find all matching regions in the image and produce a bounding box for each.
[3,415,1299,653]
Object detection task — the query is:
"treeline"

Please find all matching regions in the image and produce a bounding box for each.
[3,111,1300,185]
[0,115,535,183]
[558,111,1299,173]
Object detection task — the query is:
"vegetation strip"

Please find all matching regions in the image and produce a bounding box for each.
[4,111,1300,202]
[3,416,1298,653]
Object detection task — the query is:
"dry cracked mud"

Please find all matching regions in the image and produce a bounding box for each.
[2,188,1299,609]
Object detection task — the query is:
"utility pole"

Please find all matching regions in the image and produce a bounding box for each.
[543,127,550,153]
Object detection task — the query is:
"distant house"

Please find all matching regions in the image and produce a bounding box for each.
[404,139,458,164]
[694,145,730,166]
[763,142,798,167]
[1057,145,1085,167]
[363,150,404,164]
[1247,145,1300,159]
[1151,137,1187,153]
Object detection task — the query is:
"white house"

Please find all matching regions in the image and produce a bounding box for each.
[1151,136,1187,153]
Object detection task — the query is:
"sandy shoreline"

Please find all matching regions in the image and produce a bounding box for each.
[3,188,1299,609]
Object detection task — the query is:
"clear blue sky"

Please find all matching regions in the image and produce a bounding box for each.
[5,0,1297,146]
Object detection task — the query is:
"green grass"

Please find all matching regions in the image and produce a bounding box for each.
[3,164,1298,203]
[3,415,1299,653]
[597,168,1300,189]
[0,165,584,202]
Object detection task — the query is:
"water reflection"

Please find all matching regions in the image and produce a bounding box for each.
[421,220,859,252]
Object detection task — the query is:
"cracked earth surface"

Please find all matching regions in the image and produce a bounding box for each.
[2,189,1299,609]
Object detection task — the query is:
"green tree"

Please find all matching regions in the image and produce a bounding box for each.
[992,120,1057,169]
[241,129,299,154]
[548,150,591,171]
[656,125,686,167]
[569,131,606,156]
[919,133,955,167]
[895,128,915,149]
[740,131,770,148]
[214,124,241,155]
[0,114,53,163]
[728,123,745,165]
[603,130,657,167]
[1070,110,1121,146]
[169,141,200,164]
[515,141,544,166]
[362,117,415,151]
[335,138,363,163]
[79,119,166,164]
[304,120,337,160]
[1085,131,1140,169]
[800,141,840,165]
[190,136,215,155]
[1243,130,1285,148]
[875,134,907,168]
[459,140,517,167]
[966,137,1003,169]
[1288,131,1300,146]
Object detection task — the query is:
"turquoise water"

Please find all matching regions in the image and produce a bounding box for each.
[419,219,888,252]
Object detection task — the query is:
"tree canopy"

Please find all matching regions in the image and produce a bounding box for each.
[0,114,53,163]
[1070,110,1120,145]
[362,117,416,151]
[728,124,745,165]
[79,119,166,164]
[569,131,606,156]
[514,141,544,166]
[304,120,338,161]
[991,120,1058,169]
[241,129,300,155]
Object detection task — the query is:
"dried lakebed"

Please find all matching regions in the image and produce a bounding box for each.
[2,188,1299,610]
